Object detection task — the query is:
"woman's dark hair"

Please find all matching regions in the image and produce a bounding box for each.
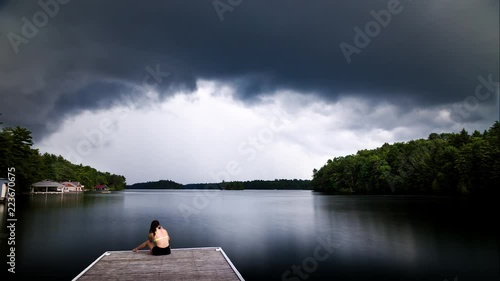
[149,220,160,236]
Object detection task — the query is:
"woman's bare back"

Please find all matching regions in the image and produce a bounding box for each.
[154,227,170,248]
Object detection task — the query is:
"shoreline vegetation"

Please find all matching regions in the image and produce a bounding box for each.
[126,179,312,190]
[1,120,498,195]
[0,125,126,193]
[312,122,500,195]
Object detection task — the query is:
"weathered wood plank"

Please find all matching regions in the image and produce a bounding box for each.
[73,247,244,281]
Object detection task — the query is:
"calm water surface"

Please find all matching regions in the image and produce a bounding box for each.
[1,190,498,281]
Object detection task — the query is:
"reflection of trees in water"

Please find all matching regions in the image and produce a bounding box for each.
[29,193,82,208]
[0,203,6,240]
[27,193,125,209]
[311,195,419,265]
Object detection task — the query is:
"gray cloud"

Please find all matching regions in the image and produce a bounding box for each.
[1,0,498,140]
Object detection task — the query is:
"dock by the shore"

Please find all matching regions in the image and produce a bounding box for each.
[72,247,244,281]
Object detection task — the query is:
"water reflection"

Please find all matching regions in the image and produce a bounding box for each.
[312,195,419,267]
[310,195,499,280]
[0,202,6,238]
[7,191,499,281]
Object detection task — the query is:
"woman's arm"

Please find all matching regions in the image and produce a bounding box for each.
[132,230,156,253]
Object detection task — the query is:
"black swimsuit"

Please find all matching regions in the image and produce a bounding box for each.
[151,245,171,256]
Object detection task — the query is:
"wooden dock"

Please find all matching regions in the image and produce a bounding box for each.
[73,247,244,281]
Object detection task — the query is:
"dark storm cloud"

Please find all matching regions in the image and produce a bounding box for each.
[0,0,498,140]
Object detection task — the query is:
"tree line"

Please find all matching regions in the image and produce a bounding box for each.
[0,125,126,192]
[127,179,312,190]
[240,179,311,190]
[312,122,500,194]
[127,180,183,189]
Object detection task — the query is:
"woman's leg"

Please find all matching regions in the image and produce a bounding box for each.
[133,240,155,252]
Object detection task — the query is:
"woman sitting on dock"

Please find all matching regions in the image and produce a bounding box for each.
[133,220,171,255]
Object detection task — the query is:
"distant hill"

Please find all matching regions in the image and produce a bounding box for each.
[127,180,183,189]
[126,179,311,190]
[242,179,311,190]
[183,183,221,189]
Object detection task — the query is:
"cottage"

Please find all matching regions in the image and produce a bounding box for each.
[31,180,64,194]
[94,184,108,191]
[61,181,84,192]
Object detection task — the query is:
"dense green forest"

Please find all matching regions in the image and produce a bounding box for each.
[127,180,183,189]
[312,122,500,194]
[184,183,221,189]
[221,181,245,190]
[127,179,311,190]
[241,179,311,190]
[0,125,127,192]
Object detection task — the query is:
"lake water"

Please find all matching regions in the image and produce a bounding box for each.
[1,190,498,281]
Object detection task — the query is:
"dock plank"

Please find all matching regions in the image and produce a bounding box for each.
[73,247,244,281]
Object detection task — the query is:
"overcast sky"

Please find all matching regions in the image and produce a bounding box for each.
[1,0,498,184]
